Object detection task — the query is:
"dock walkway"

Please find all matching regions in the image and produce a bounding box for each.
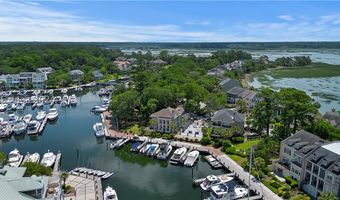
[53,151,62,172]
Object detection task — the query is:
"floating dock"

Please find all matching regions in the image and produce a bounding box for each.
[53,151,62,172]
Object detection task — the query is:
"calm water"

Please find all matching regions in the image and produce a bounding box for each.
[249,76,340,114]
[0,91,228,200]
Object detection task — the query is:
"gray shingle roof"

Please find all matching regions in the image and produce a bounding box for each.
[219,78,240,91]
[150,107,184,119]
[211,108,244,124]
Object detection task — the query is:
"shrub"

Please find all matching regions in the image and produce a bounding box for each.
[225,147,236,154]
[213,139,223,148]
[284,176,298,188]
[201,136,212,145]
[232,136,244,143]
[222,140,232,149]
[22,162,52,176]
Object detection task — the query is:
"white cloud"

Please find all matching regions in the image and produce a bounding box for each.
[278,15,294,21]
[0,1,339,42]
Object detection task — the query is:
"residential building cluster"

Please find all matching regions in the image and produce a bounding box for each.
[274,130,340,199]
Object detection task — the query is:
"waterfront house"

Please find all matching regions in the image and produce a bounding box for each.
[219,78,240,92]
[36,67,54,76]
[92,70,104,80]
[180,119,207,140]
[220,60,244,71]
[207,67,225,79]
[323,109,340,129]
[210,108,245,135]
[227,86,259,109]
[32,72,47,88]
[5,74,20,88]
[69,70,84,82]
[274,130,340,199]
[150,106,184,133]
[0,166,50,200]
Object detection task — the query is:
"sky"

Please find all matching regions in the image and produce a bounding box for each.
[0,0,340,42]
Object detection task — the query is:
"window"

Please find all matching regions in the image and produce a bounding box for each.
[305,172,311,184]
[317,180,324,191]
[319,168,325,179]
[326,175,333,183]
[284,147,291,155]
[306,161,312,171]
[313,165,319,175]
[311,176,317,187]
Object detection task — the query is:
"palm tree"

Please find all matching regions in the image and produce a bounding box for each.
[318,192,338,200]
[60,171,69,189]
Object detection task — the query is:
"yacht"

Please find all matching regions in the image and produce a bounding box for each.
[7,148,24,167]
[104,186,118,200]
[0,103,8,112]
[0,124,12,138]
[207,183,249,200]
[16,102,26,110]
[184,150,200,167]
[8,114,19,125]
[36,111,46,121]
[47,108,58,121]
[27,152,41,164]
[146,144,160,156]
[92,105,107,113]
[93,123,105,137]
[41,150,56,167]
[200,175,234,191]
[27,120,40,135]
[157,143,173,160]
[23,114,32,123]
[70,94,77,106]
[61,95,69,107]
[12,121,27,135]
[169,147,187,164]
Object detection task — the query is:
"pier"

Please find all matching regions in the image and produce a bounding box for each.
[53,151,62,172]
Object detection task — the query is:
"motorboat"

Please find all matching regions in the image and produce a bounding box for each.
[146,143,160,156]
[8,103,17,111]
[101,172,114,180]
[61,95,69,107]
[12,120,27,135]
[23,114,32,123]
[98,88,106,96]
[156,143,173,160]
[200,175,234,191]
[109,139,123,149]
[130,142,142,152]
[169,147,187,164]
[0,103,8,112]
[16,102,26,110]
[139,143,151,154]
[47,108,58,121]
[3,91,12,97]
[61,88,68,94]
[32,90,40,96]
[8,114,19,125]
[70,94,77,106]
[18,90,27,96]
[41,150,56,167]
[93,123,105,137]
[0,124,12,138]
[27,152,40,164]
[92,105,107,113]
[55,96,62,103]
[7,148,24,167]
[48,89,54,95]
[74,86,83,92]
[103,186,118,200]
[36,111,46,121]
[207,183,249,200]
[36,101,44,109]
[184,150,200,167]
[27,120,40,135]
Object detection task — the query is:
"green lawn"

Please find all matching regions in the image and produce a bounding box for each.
[227,154,246,165]
[264,63,340,78]
[233,139,260,151]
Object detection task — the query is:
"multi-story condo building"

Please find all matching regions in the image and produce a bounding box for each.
[2,72,48,89]
[150,106,184,133]
[274,130,340,199]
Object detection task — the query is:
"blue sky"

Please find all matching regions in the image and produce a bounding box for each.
[0,0,340,42]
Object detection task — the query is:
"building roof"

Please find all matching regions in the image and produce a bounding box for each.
[308,142,340,175]
[150,106,184,119]
[0,166,26,180]
[227,86,245,96]
[219,78,240,91]
[323,111,340,129]
[322,142,340,155]
[36,67,54,74]
[92,70,104,78]
[150,59,167,65]
[69,70,84,76]
[211,108,244,124]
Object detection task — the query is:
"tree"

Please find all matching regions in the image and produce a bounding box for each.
[60,171,69,189]
[318,192,338,200]
[252,88,277,136]
[236,99,247,113]
[0,152,7,166]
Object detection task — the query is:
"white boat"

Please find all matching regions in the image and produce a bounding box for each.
[36,101,44,108]
[23,114,32,123]
[12,121,27,135]
[146,144,160,156]
[93,123,105,137]
[61,88,68,94]
[74,86,83,92]
[27,152,40,164]
[92,105,107,113]
[18,90,27,96]
[98,88,106,96]
[184,150,200,167]
[16,102,26,110]
[101,172,114,180]
[104,186,118,200]
[47,108,58,121]
[139,143,151,154]
[32,90,40,96]
[48,89,54,95]
[8,114,19,125]
[27,120,40,135]
[61,99,68,107]
[55,96,62,103]
[36,111,46,121]
[0,103,8,112]
[207,183,249,200]
[157,143,173,160]
[0,124,11,138]
[70,94,77,105]
[200,175,234,191]
[109,139,123,149]
[41,150,56,167]
[7,148,24,167]
[169,147,187,164]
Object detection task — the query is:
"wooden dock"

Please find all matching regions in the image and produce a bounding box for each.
[20,153,30,166]
[38,116,48,133]
[53,151,62,172]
